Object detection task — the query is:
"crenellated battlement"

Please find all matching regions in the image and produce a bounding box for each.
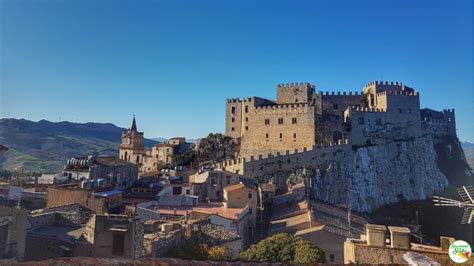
[319,91,361,96]
[227,98,242,103]
[277,82,315,89]
[349,106,387,112]
[255,102,313,111]
[376,90,419,96]
[442,108,455,113]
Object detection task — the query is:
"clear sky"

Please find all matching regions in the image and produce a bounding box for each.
[1,0,473,141]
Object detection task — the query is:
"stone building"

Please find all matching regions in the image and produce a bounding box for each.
[0,206,28,261]
[47,184,123,214]
[62,156,138,188]
[344,224,472,265]
[225,81,434,155]
[119,116,187,173]
[83,214,144,259]
[223,181,258,240]
[119,116,145,166]
[190,170,241,202]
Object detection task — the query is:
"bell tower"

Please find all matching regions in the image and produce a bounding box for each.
[119,116,145,165]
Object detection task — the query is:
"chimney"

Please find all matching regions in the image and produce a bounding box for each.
[366,224,387,247]
[388,226,411,249]
[440,236,455,251]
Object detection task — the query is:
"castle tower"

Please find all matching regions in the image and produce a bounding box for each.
[119,116,145,165]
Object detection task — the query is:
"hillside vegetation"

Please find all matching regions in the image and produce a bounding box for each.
[0,118,157,173]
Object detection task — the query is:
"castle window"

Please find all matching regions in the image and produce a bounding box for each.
[293,133,296,139]
[248,192,253,199]
[231,117,235,123]
[265,118,270,125]
[231,127,235,131]
[376,118,382,126]
[333,104,338,110]
[245,106,249,113]
[266,133,269,139]
[358,117,364,125]
[280,133,283,139]
[278,118,283,124]
[245,117,248,122]
[398,108,402,113]
[231,106,236,114]
[245,126,248,130]
[292,117,297,124]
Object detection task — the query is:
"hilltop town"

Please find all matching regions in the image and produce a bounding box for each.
[0,81,471,264]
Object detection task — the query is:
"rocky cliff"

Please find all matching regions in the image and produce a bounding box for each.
[310,137,449,213]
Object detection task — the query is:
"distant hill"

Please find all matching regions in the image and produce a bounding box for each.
[0,118,158,173]
[462,141,474,169]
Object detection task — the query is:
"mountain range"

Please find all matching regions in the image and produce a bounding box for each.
[0,118,158,173]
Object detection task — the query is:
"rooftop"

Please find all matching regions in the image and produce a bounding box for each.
[156,202,248,220]
[30,225,85,243]
[224,183,245,192]
[92,189,123,197]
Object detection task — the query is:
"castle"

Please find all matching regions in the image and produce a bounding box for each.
[119,116,185,173]
[225,81,456,157]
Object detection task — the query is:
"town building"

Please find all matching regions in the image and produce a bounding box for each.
[190,170,241,202]
[223,179,258,238]
[82,214,145,259]
[0,206,28,261]
[344,224,473,265]
[62,156,138,188]
[119,116,188,173]
[47,184,123,214]
[25,204,92,261]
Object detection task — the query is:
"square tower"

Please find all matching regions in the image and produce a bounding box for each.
[276,82,315,104]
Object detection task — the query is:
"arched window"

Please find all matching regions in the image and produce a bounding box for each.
[124,151,128,161]
[136,156,140,163]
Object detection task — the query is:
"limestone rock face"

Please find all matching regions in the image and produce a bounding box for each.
[312,138,448,213]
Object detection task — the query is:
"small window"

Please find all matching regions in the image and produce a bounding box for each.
[358,117,364,125]
[330,254,335,262]
[265,118,270,125]
[293,133,296,138]
[398,108,402,113]
[245,117,248,122]
[249,207,253,214]
[231,117,235,122]
[248,192,253,199]
[408,108,412,113]
[333,103,338,110]
[280,133,283,138]
[292,117,297,124]
[231,127,235,131]
[245,126,248,130]
[245,106,249,113]
[278,118,283,124]
[186,189,190,195]
[266,133,269,139]
[376,118,382,126]
[231,106,236,114]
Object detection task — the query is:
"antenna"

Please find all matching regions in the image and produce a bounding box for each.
[433,186,474,224]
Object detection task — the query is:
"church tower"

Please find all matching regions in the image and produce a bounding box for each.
[119,116,145,165]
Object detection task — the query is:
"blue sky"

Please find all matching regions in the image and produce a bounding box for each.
[1,0,473,141]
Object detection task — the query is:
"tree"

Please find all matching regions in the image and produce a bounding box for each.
[239,233,326,263]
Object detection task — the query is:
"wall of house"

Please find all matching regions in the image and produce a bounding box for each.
[0,206,28,261]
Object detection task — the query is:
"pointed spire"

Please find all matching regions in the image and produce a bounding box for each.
[130,115,137,132]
